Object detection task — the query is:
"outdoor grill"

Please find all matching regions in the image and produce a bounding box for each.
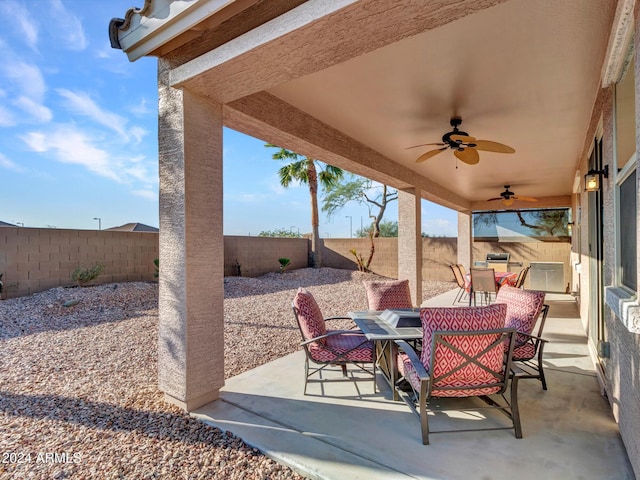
[486,253,510,264]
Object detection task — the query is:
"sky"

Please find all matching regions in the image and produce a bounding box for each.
[0,0,458,238]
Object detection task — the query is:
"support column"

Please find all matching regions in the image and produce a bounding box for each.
[457,211,473,271]
[157,59,224,411]
[398,188,422,305]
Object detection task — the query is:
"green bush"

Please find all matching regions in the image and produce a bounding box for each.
[278,257,291,274]
[153,258,159,278]
[72,264,105,286]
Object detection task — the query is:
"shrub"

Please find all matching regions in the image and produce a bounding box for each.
[153,258,159,278]
[72,264,105,286]
[278,258,291,274]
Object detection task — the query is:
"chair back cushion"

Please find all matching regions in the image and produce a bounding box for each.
[420,303,507,396]
[495,285,545,345]
[293,288,326,344]
[364,279,413,310]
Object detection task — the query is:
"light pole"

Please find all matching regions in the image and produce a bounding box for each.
[15,222,24,227]
[345,215,353,238]
[93,217,102,230]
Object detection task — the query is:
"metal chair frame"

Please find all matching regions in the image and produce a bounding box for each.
[449,264,469,304]
[511,304,550,389]
[514,266,531,289]
[395,327,522,445]
[292,305,375,394]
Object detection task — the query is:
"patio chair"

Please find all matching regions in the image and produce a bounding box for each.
[495,285,550,389]
[514,266,531,289]
[469,267,498,306]
[292,287,375,394]
[363,279,413,310]
[395,303,522,444]
[449,264,469,304]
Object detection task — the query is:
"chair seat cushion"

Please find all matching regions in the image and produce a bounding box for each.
[364,279,413,310]
[513,342,536,360]
[397,353,502,396]
[309,331,373,363]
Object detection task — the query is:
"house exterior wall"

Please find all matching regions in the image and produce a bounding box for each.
[573,8,640,475]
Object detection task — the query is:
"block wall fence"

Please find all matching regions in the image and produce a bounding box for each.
[0,227,570,298]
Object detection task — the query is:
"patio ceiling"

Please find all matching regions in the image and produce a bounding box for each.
[115,0,616,212]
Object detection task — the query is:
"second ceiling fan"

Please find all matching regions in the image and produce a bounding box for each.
[488,185,538,206]
[409,116,515,165]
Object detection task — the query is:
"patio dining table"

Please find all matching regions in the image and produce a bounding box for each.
[348,309,422,401]
[464,271,518,291]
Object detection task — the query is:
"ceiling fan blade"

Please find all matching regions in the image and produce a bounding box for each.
[450,134,476,143]
[454,148,480,165]
[487,197,503,201]
[416,147,447,163]
[473,140,516,154]
[406,142,445,150]
[513,195,538,202]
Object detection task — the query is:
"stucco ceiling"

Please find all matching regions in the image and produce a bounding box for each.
[267,0,615,206]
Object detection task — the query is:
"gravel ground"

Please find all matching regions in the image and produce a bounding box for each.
[0,268,455,479]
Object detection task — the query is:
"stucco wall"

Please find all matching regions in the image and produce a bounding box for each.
[0,227,158,298]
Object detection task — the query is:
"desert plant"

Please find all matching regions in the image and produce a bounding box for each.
[278,257,291,274]
[0,273,3,296]
[153,258,159,278]
[72,264,105,286]
[233,260,242,276]
[349,228,375,273]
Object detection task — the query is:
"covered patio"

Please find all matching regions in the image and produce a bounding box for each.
[193,290,634,479]
[109,1,640,477]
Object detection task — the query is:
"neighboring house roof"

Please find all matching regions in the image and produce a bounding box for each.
[0,220,16,227]
[105,222,159,232]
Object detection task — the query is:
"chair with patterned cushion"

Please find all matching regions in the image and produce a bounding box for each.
[495,285,550,389]
[363,279,413,310]
[292,287,374,394]
[395,303,522,444]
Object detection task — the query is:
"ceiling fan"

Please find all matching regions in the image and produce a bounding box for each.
[488,185,538,206]
[409,116,515,165]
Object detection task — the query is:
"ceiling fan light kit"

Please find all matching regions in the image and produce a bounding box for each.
[410,117,515,165]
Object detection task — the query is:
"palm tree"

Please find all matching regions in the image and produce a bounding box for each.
[266,145,343,267]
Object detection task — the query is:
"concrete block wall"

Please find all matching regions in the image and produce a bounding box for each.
[322,237,459,281]
[0,227,158,298]
[224,236,308,277]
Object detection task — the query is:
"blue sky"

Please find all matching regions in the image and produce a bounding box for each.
[0,0,457,237]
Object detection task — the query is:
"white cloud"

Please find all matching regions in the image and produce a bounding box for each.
[131,189,157,200]
[14,96,53,123]
[4,62,47,101]
[0,153,24,172]
[129,126,148,144]
[1,1,39,50]
[0,105,16,127]
[50,0,86,51]
[130,98,152,116]
[22,127,121,182]
[56,89,129,139]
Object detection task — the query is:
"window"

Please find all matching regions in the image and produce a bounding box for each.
[619,170,637,291]
[615,55,637,292]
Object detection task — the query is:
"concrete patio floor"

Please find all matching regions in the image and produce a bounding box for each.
[193,290,635,480]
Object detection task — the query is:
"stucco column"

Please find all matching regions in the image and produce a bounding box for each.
[157,59,224,411]
[457,211,472,271]
[398,188,422,305]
